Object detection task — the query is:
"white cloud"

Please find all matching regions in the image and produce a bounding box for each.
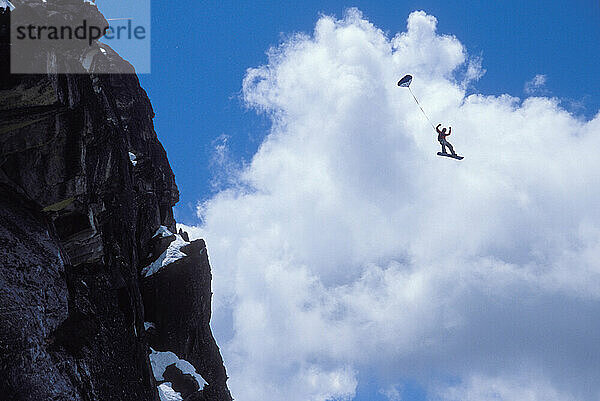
[524,74,548,95]
[208,134,244,192]
[380,384,403,401]
[435,374,571,401]
[183,9,600,401]
[462,55,485,88]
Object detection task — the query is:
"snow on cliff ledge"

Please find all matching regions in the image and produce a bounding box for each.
[141,227,188,277]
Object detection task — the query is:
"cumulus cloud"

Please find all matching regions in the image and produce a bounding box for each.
[524,74,549,95]
[183,9,600,401]
[435,374,572,401]
[208,134,243,192]
[380,384,403,401]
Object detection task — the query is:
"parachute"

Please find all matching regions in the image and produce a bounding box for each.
[397,74,412,87]
[397,74,436,131]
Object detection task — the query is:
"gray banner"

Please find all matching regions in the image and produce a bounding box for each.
[9,0,150,74]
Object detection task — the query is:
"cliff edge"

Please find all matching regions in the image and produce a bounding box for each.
[0,3,232,400]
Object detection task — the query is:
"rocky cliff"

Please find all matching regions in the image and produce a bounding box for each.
[0,3,232,400]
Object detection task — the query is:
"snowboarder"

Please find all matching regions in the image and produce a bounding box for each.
[436,123,456,156]
[397,75,463,160]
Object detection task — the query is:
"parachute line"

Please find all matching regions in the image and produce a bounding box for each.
[408,87,436,131]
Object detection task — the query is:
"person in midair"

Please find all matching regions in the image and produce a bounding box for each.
[436,123,456,156]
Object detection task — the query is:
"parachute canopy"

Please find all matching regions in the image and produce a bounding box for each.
[397,74,412,87]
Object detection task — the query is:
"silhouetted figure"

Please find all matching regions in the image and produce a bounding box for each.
[436,123,456,156]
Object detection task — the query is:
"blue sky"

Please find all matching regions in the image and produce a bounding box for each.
[91,1,600,400]
[95,0,151,72]
[101,0,600,224]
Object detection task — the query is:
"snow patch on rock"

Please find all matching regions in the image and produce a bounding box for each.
[149,348,208,388]
[128,152,138,166]
[0,0,15,9]
[141,234,187,277]
[158,382,183,401]
[153,225,174,239]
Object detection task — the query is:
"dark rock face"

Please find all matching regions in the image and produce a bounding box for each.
[163,364,201,398]
[143,240,233,401]
[0,186,80,401]
[0,3,231,401]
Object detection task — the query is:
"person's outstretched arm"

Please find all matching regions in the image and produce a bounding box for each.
[436,123,442,134]
[448,127,452,136]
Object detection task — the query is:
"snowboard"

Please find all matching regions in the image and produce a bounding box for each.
[437,152,464,160]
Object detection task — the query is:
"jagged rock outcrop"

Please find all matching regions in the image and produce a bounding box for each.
[143,239,231,401]
[0,3,232,400]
